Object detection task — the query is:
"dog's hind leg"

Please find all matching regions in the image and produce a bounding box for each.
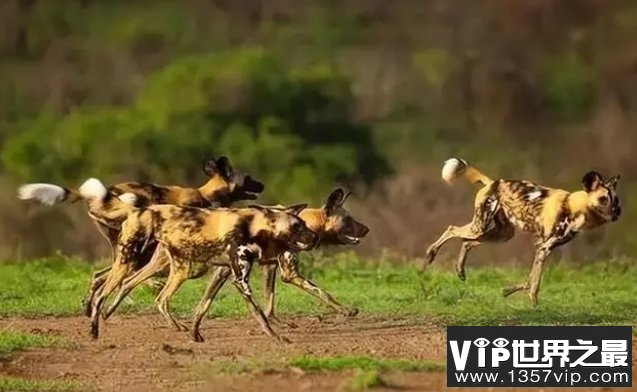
[191,267,232,342]
[263,263,277,318]
[83,265,111,317]
[83,222,119,316]
[89,258,133,339]
[279,251,358,317]
[262,262,298,329]
[425,187,499,266]
[455,214,515,280]
[103,246,169,320]
[155,259,190,332]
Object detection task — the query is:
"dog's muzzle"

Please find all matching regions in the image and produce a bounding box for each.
[294,229,318,251]
[611,205,621,222]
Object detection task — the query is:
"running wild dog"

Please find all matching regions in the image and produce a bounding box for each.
[17,156,264,314]
[102,189,369,340]
[90,188,317,343]
[425,158,621,306]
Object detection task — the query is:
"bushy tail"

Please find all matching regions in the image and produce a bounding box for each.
[19,178,138,208]
[441,158,493,187]
[78,178,138,210]
[18,183,82,206]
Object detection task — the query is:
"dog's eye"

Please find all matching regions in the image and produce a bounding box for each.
[598,196,609,205]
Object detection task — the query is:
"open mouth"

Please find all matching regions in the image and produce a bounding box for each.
[345,235,361,245]
[295,241,312,250]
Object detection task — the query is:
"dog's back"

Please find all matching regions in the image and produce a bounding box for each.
[490,180,568,237]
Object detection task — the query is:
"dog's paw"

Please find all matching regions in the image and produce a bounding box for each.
[90,324,99,340]
[343,307,359,317]
[424,247,437,265]
[192,330,205,343]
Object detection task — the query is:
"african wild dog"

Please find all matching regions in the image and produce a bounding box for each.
[425,158,621,306]
[90,192,316,343]
[261,188,369,324]
[100,188,369,340]
[17,156,264,314]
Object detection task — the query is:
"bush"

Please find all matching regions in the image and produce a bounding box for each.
[2,49,388,204]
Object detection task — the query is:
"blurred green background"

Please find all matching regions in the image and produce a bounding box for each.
[0,0,635,262]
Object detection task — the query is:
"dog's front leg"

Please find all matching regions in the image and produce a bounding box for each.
[279,251,358,317]
[526,244,552,307]
[230,244,288,343]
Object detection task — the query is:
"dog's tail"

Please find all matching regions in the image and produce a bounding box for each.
[441,158,493,187]
[19,178,138,208]
[17,183,83,206]
[79,178,139,211]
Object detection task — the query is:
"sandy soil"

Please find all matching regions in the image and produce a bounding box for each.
[0,314,633,391]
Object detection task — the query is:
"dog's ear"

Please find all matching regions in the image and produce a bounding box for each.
[286,203,308,216]
[325,189,345,213]
[606,174,620,189]
[215,156,234,180]
[342,191,353,205]
[582,171,604,192]
[202,158,218,177]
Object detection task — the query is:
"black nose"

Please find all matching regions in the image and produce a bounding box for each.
[360,225,370,237]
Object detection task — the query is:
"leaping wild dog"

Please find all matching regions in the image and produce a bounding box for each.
[17,156,264,314]
[425,158,621,306]
[101,189,369,340]
[89,189,316,343]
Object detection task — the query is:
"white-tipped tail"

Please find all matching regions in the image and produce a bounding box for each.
[17,183,66,206]
[441,158,468,184]
[79,178,107,201]
[118,192,137,205]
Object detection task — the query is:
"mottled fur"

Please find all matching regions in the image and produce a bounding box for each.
[426,158,621,305]
[103,189,369,339]
[91,203,316,343]
[18,157,264,315]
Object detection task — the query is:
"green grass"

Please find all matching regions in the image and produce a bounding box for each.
[0,254,636,326]
[0,377,79,392]
[347,370,386,390]
[289,356,445,372]
[0,329,66,354]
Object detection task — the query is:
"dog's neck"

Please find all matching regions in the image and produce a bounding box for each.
[298,208,328,235]
[197,177,231,205]
[566,191,605,230]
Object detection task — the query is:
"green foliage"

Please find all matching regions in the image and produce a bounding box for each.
[347,370,386,390]
[541,52,597,122]
[0,255,635,327]
[2,49,386,204]
[413,49,459,88]
[289,356,444,372]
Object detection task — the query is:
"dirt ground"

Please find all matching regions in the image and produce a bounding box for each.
[0,314,634,391]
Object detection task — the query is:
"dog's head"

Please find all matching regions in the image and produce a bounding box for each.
[201,156,265,204]
[317,189,369,246]
[249,204,318,252]
[581,171,621,223]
